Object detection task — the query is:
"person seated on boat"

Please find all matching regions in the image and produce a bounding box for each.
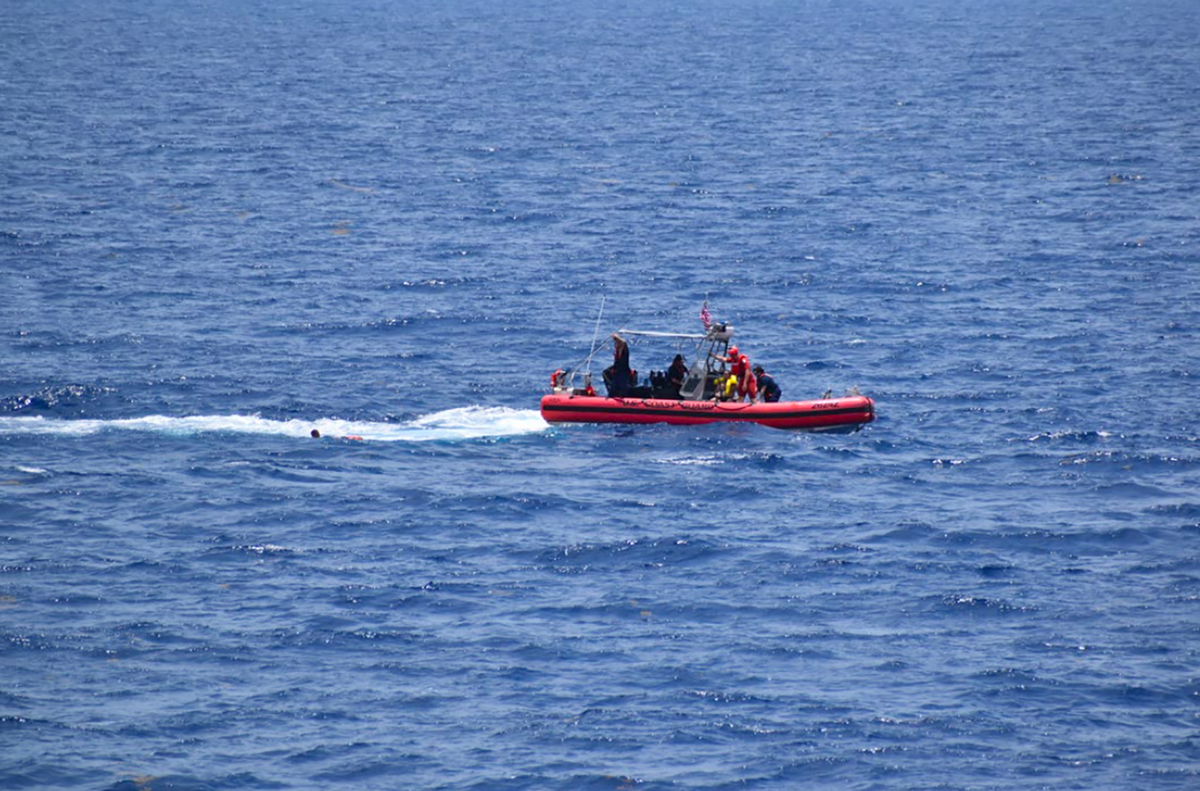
[603,332,634,397]
[713,372,737,401]
[722,346,757,403]
[666,354,688,397]
[753,365,781,403]
[710,375,727,402]
[723,374,738,400]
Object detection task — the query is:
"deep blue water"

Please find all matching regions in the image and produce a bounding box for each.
[3,0,1199,788]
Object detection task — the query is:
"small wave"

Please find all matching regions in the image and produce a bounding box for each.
[0,406,548,443]
[939,594,1036,614]
[1,384,115,413]
[1020,429,1118,443]
[1059,450,1200,469]
[653,450,786,467]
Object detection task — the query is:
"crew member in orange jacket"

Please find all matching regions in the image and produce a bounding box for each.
[723,345,758,403]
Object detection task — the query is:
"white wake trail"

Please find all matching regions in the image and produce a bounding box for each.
[0,406,549,443]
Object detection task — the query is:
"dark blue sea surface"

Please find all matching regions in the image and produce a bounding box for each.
[3,0,1199,788]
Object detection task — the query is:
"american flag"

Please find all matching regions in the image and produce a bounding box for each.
[699,301,712,329]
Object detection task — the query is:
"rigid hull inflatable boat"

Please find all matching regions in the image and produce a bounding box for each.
[540,315,875,432]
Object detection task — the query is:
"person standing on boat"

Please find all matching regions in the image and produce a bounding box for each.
[667,354,688,397]
[723,345,757,403]
[604,332,634,397]
[753,365,781,403]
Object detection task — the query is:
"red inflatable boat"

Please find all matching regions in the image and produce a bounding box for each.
[540,392,875,431]
[542,313,876,432]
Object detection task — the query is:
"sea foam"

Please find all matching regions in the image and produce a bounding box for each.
[0,406,549,443]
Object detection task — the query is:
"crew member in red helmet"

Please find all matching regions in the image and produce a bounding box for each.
[722,345,757,402]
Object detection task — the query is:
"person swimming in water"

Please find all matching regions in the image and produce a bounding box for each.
[311,428,363,440]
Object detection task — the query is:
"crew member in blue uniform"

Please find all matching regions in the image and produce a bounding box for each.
[604,332,634,396]
[753,365,781,403]
[667,354,688,397]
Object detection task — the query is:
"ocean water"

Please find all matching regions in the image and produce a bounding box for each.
[3,0,1199,788]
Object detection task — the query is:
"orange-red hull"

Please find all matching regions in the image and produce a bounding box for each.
[540,393,874,431]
